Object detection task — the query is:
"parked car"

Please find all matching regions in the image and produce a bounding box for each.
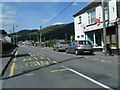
[53,42,68,52]
[66,40,93,55]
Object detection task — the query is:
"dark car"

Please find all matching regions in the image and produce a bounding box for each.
[53,42,68,52]
[66,40,93,55]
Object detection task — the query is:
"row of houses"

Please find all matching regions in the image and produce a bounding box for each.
[0,30,11,43]
[73,0,120,54]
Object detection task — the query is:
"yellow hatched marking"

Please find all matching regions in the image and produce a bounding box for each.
[28,58,32,61]
[52,61,58,64]
[44,60,50,65]
[46,58,53,62]
[9,63,15,77]
[40,61,45,65]
[29,62,38,66]
[35,61,41,65]
[40,57,47,59]
[34,57,38,60]
[25,62,29,67]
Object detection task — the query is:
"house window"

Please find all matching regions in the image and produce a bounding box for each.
[81,35,84,38]
[104,3,109,20]
[79,16,82,24]
[88,9,96,24]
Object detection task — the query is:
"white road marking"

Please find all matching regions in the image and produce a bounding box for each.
[68,68,114,90]
[101,60,111,63]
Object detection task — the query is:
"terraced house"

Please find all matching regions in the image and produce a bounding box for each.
[73,0,119,54]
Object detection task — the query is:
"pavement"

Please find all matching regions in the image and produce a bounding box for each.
[1,45,119,89]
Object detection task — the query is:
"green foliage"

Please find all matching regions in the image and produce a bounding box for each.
[47,40,57,47]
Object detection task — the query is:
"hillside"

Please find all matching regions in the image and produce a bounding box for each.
[16,29,38,35]
[17,22,74,41]
[39,22,74,40]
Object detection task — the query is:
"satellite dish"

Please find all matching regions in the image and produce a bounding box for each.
[94,18,101,23]
[116,18,120,24]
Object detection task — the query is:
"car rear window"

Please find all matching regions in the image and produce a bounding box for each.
[79,41,91,45]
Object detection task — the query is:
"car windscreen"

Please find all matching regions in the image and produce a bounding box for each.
[79,41,91,45]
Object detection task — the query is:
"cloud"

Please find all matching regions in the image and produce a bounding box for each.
[0,4,18,29]
[72,2,79,6]
[40,19,50,23]
[53,22,63,25]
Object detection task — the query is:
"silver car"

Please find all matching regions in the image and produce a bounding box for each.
[66,40,93,55]
[53,42,68,52]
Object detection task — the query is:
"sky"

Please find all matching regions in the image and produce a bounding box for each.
[1,1,92,33]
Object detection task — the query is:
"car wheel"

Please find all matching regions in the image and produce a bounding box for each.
[53,48,55,51]
[75,50,79,55]
[66,49,69,53]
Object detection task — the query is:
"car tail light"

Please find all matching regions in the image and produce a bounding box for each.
[78,41,80,47]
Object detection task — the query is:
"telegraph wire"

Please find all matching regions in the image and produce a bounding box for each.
[42,0,76,27]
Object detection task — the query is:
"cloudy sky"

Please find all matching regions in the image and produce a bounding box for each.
[1,1,92,33]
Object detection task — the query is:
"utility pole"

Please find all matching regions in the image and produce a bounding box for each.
[16,32,18,44]
[65,33,67,41]
[44,37,46,47]
[40,26,42,47]
[13,24,15,44]
[102,0,107,55]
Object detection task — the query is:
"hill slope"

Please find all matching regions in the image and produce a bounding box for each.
[17,22,74,41]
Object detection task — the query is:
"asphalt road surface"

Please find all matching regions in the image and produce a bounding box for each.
[2,45,119,89]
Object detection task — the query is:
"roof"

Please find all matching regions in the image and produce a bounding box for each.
[0,30,7,35]
[73,0,101,17]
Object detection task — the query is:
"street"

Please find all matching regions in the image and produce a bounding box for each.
[2,45,118,89]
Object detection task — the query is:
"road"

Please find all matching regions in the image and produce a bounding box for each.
[2,45,119,89]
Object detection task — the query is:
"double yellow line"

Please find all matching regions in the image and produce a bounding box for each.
[9,51,18,77]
